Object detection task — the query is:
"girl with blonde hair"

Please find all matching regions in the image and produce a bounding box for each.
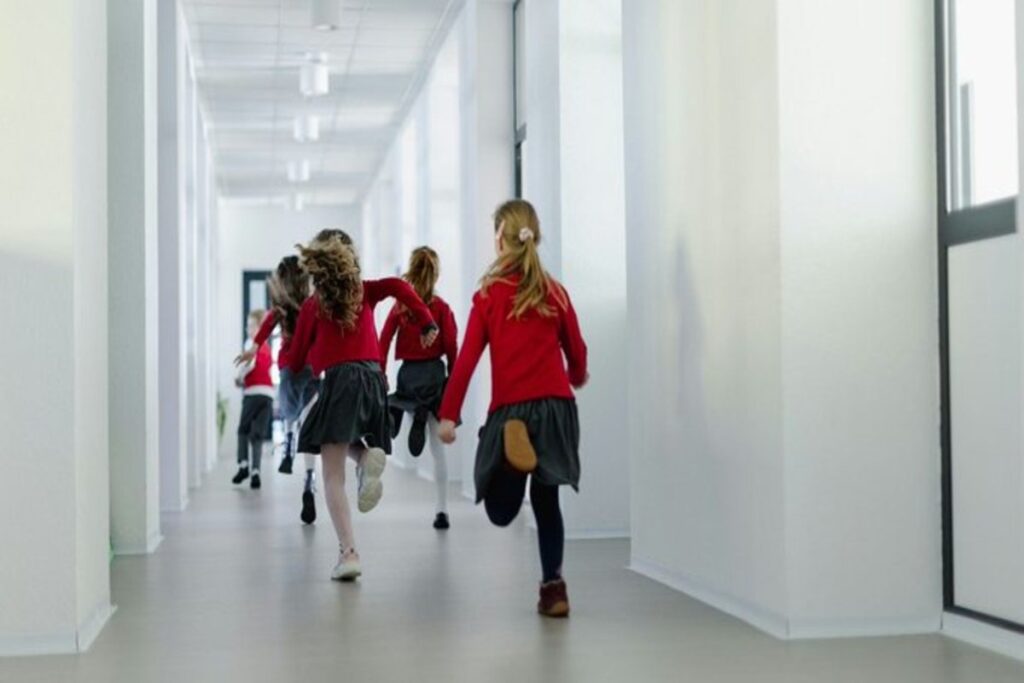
[288,230,437,581]
[380,246,459,530]
[439,199,589,617]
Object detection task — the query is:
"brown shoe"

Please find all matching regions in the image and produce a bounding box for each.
[503,419,537,473]
[537,579,570,618]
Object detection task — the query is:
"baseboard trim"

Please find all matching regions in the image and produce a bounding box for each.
[0,603,115,657]
[565,528,631,540]
[0,632,77,657]
[629,557,789,638]
[112,530,163,556]
[943,611,1024,662]
[787,615,939,640]
[76,602,116,652]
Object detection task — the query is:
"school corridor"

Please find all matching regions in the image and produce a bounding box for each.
[4,0,1024,680]
[0,463,1019,683]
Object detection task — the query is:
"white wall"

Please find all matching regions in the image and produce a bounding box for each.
[108,0,162,556]
[157,0,189,513]
[215,203,360,462]
[549,0,630,538]
[622,0,789,629]
[622,0,939,638]
[777,0,940,635]
[0,0,113,654]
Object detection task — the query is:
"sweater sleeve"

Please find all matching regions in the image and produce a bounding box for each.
[364,278,436,331]
[442,302,458,374]
[558,288,588,388]
[438,293,487,423]
[287,297,318,374]
[253,310,278,347]
[378,305,400,376]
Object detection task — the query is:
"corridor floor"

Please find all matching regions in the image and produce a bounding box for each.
[3,459,1023,683]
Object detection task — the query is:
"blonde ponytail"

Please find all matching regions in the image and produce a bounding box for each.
[481,199,567,318]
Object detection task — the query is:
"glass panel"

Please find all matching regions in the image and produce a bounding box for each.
[949,0,1019,210]
[515,0,526,131]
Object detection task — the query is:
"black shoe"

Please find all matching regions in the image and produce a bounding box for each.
[301,490,316,525]
[232,467,250,485]
[389,407,403,439]
[250,473,262,490]
[409,415,427,457]
[278,455,294,474]
[433,512,450,530]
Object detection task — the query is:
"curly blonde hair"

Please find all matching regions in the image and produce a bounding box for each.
[481,199,566,318]
[297,234,363,330]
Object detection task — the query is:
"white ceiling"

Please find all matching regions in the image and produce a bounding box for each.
[181,0,464,209]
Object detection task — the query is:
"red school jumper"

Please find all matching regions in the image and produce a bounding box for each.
[379,295,459,375]
[438,275,588,423]
[287,278,436,376]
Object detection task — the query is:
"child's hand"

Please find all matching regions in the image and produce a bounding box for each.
[234,347,256,366]
[421,326,439,349]
[439,419,457,444]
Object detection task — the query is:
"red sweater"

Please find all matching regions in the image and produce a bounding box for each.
[379,296,458,375]
[288,278,436,376]
[244,341,274,390]
[438,276,588,422]
[253,309,295,370]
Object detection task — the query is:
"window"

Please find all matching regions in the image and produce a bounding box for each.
[514,0,527,198]
[946,0,1019,210]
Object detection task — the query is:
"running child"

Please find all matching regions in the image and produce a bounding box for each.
[380,246,459,530]
[236,255,320,524]
[289,230,438,581]
[233,309,276,490]
[438,199,588,618]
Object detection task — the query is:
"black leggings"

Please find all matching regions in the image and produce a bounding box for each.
[484,468,564,583]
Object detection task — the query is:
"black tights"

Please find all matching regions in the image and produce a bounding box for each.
[484,468,564,583]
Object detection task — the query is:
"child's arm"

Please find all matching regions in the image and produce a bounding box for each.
[365,278,437,343]
[234,310,277,366]
[442,302,459,374]
[438,294,488,435]
[558,289,589,389]
[286,298,317,374]
[378,305,400,376]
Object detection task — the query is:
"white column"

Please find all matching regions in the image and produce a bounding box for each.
[457,0,515,499]
[158,0,189,512]
[108,0,162,556]
[0,0,113,654]
[522,0,630,537]
[621,0,939,638]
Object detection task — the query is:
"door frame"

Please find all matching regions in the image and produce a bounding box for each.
[934,0,1023,634]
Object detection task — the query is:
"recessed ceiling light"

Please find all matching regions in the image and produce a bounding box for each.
[287,160,311,183]
[311,0,342,31]
[300,52,329,97]
[293,115,320,142]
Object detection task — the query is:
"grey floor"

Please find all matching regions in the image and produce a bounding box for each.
[3,459,1024,683]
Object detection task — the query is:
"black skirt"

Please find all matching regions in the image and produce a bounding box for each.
[474,397,580,503]
[298,361,391,455]
[237,394,274,441]
[389,359,446,418]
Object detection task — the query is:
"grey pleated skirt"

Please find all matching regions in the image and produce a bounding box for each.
[474,397,580,503]
[298,361,391,455]
[389,358,446,418]
[237,394,274,441]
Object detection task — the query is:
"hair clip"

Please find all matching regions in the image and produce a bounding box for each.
[519,227,534,243]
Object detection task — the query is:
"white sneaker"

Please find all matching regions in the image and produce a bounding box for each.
[331,549,361,582]
[356,447,386,513]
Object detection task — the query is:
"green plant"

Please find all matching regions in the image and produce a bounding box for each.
[217,392,229,444]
